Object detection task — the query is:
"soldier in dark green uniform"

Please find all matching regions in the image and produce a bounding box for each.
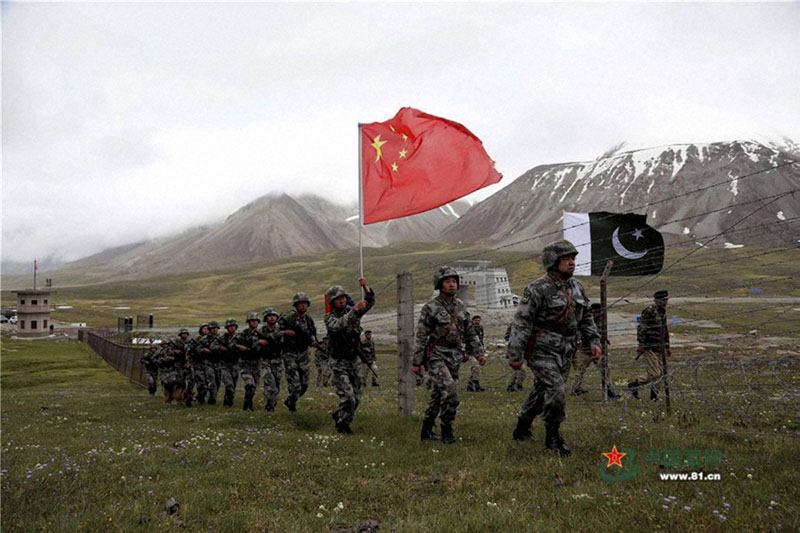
[257,308,284,411]
[508,240,601,457]
[218,318,243,408]
[466,316,486,392]
[325,278,375,434]
[237,312,262,411]
[140,343,159,395]
[628,290,670,401]
[360,331,378,387]
[279,293,317,412]
[197,321,221,405]
[413,266,485,444]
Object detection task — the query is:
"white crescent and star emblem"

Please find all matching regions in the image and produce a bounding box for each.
[612,227,647,260]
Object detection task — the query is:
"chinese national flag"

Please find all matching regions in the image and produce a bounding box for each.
[361,107,502,224]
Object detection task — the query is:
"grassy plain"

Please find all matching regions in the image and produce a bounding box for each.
[2,334,799,531]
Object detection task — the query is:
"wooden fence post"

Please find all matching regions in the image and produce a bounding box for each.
[397,272,415,415]
[600,260,613,402]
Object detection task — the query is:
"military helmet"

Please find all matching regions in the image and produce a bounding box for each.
[541,239,579,270]
[178,328,189,335]
[263,307,279,319]
[433,265,460,290]
[292,292,311,307]
[208,320,220,329]
[148,342,158,350]
[326,285,348,303]
[246,312,260,322]
[224,317,238,328]
[198,322,209,334]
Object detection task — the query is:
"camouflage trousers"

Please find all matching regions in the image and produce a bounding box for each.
[571,350,595,393]
[466,356,482,381]
[283,351,310,404]
[508,366,526,390]
[519,357,571,426]
[219,362,238,405]
[331,359,363,425]
[424,359,461,426]
[361,361,379,386]
[315,360,332,387]
[239,359,259,403]
[199,361,219,404]
[260,358,283,410]
[145,370,158,394]
[636,350,663,393]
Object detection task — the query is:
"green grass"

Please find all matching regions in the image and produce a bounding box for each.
[2,336,799,531]
[2,243,799,329]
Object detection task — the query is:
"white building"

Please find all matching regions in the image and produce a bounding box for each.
[452,260,518,309]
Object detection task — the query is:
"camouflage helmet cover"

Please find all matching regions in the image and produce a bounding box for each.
[433,265,460,290]
[263,308,279,319]
[326,285,348,303]
[541,239,579,270]
[292,292,311,307]
[224,317,238,328]
[208,320,220,329]
[246,312,260,322]
[198,322,209,334]
[178,328,189,335]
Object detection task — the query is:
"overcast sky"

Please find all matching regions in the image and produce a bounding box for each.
[3,2,799,264]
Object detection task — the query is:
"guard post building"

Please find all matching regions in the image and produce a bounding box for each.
[13,289,55,337]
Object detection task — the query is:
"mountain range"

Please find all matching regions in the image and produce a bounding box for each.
[4,139,798,284]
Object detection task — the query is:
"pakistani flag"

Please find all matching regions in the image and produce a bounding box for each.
[563,212,664,276]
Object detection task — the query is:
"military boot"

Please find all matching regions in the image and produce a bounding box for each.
[545,423,571,457]
[223,392,234,407]
[284,397,297,412]
[627,380,640,399]
[506,384,516,393]
[420,418,441,441]
[475,381,485,392]
[441,424,456,444]
[607,388,619,399]
[650,387,659,402]
[336,420,353,435]
[148,385,157,396]
[512,417,534,441]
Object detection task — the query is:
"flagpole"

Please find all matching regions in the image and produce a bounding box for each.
[358,123,364,297]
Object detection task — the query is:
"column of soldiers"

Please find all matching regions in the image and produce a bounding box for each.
[137,242,671,455]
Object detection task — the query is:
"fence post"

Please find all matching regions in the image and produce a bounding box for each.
[600,260,613,402]
[397,272,415,415]
[660,315,672,416]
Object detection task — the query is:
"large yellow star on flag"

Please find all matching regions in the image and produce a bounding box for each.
[602,445,626,468]
[371,135,388,162]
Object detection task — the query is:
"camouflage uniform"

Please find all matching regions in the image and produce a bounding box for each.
[326,284,376,433]
[237,313,263,411]
[169,331,191,405]
[360,334,378,387]
[466,320,485,392]
[629,291,670,401]
[140,345,159,395]
[217,320,242,407]
[257,309,284,411]
[414,266,484,444]
[196,324,222,405]
[187,324,209,404]
[278,292,317,412]
[508,240,600,456]
[570,306,617,398]
[155,342,181,403]
[314,338,331,387]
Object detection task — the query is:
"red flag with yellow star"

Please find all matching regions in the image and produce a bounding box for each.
[360,107,502,224]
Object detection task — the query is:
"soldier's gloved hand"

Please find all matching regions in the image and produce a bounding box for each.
[358,277,367,287]
[354,300,367,312]
[412,365,423,376]
[478,356,486,366]
[220,346,228,352]
[238,345,247,352]
[284,330,296,337]
[636,347,644,354]
[590,344,602,362]
[509,360,523,370]
[202,348,211,353]
[258,339,268,346]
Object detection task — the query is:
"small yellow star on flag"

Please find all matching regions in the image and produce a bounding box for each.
[391,162,399,172]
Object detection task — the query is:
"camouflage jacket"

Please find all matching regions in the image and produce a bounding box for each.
[507,273,600,368]
[140,350,158,372]
[324,289,375,361]
[413,294,483,367]
[196,333,221,363]
[278,312,317,354]
[235,327,261,361]
[314,343,329,365]
[216,332,243,365]
[473,324,485,346]
[155,344,177,378]
[257,323,284,360]
[637,304,669,351]
[360,339,376,364]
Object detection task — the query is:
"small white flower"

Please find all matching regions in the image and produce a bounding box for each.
[316,513,324,518]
